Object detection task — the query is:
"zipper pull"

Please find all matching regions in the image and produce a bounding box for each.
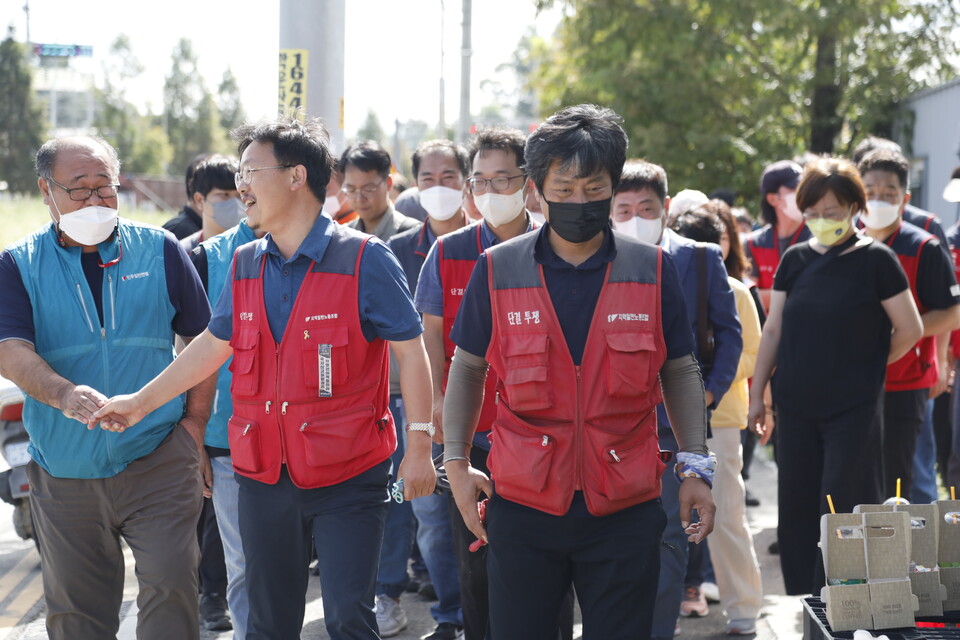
[265,400,272,414]
[609,449,621,462]
[542,435,549,447]
[281,402,289,415]
[242,424,251,436]
[300,422,308,432]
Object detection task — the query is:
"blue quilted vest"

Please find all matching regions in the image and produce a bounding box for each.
[199,220,256,448]
[8,220,183,478]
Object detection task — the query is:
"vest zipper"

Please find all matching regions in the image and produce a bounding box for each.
[575,365,583,491]
[107,274,116,331]
[75,284,94,333]
[275,344,286,464]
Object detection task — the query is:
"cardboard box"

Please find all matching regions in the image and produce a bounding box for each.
[937,499,960,610]
[856,503,946,616]
[820,510,917,631]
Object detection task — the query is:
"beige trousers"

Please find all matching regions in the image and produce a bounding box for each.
[706,427,763,622]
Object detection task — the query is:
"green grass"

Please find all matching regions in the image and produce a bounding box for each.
[0,196,174,248]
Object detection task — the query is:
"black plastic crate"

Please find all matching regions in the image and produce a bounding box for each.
[803,598,960,640]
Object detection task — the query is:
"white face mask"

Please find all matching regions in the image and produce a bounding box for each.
[613,216,663,244]
[863,200,901,229]
[474,189,525,227]
[781,192,803,222]
[322,193,343,217]
[56,204,119,246]
[420,186,463,221]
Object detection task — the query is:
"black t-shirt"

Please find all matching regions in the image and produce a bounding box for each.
[772,238,909,418]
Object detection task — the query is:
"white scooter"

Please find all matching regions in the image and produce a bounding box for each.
[0,376,34,546]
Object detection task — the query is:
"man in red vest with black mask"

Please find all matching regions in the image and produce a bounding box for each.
[442,104,717,640]
[93,115,437,640]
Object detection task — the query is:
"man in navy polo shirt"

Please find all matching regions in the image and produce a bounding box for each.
[441,104,716,640]
[94,116,437,640]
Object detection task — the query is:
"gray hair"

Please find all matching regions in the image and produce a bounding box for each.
[35,137,122,180]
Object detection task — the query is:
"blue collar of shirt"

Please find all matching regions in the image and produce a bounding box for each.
[479,215,537,249]
[414,222,437,257]
[533,224,617,271]
[254,212,334,265]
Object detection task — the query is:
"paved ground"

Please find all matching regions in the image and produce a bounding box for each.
[2,442,812,639]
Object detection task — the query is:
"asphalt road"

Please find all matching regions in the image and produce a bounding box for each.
[0,444,809,639]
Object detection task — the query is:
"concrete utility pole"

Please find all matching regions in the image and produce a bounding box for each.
[457,0,472,144]
[438,0,446,138]
[279,0,346,152]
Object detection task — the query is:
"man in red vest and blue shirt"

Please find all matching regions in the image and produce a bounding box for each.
[857,148,960,500]
[441,104,717,640]
[94,116,438,640]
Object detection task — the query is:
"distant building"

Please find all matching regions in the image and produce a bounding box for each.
[30,43,96,137]
[901,78,960,225]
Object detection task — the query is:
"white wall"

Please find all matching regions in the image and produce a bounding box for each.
[906,79,960,226]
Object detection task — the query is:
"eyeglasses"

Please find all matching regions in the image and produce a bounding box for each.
[48,178,120,201]
[234,165,294,188]
[467,174,525,194]
[342,179,385,197]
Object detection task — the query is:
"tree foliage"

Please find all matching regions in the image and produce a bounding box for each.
[94,36,172,175]
[529,0,960,203]
[0,28,47,194]
[163,38,231,173]
[356,109,386,144]
[217,68,246,135]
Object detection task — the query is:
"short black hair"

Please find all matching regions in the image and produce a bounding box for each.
[952,166,960,181]
[525,104,628,193]
[338,141,392,179]
[796,157,866,215]
[233,114,334,203]
[468,126,526,170]
[852,136,901,165]
[671,205,725,245]
[615,160,668,202]
[191,154,239,199]
[184,152,210,199]
[857,148,910,190]
[411,139,470,180]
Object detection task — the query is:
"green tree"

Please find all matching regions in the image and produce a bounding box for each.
[0,28,46,194]
[356,109,386,144]
[94,35,173,175]
[163,39,231,173]
[530,0,960,201]
[217,68,246,134]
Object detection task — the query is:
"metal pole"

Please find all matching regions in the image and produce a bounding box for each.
[438,0,446,138]
[457,0,472,144]
[279,0,346,152]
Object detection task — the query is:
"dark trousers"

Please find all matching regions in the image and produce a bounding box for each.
[239,461,390,640]
[29,426,202,640]
[197,496,227,595]
[881,388,929,499]
[777,398,883,595]
[447,447,577,640]
[487,493,665,640]
[934,392,953,490]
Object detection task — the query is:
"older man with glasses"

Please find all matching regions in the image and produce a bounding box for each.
[0,136,213,639]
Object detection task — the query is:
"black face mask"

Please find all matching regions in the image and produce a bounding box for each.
[546,197,612,243]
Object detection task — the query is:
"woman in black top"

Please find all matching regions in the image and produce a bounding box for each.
[747,157,923,595]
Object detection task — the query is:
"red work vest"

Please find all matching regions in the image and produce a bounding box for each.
[437,222,539,432]
[226,231,396,488]
[886,223,938,391]
[747,224,810,291]
[484,231,667,517]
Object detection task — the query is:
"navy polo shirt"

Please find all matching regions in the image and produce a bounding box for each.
[208,213,422,344]
[451,225,694,365]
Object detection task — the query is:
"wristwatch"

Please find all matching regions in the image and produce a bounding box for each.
[406,421,436,438]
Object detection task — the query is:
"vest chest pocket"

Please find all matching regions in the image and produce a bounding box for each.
[500,333,552,411]
[228,416,263,473]
[301,325,350,395]
[604,332,657,398]
[229,328,260,396]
